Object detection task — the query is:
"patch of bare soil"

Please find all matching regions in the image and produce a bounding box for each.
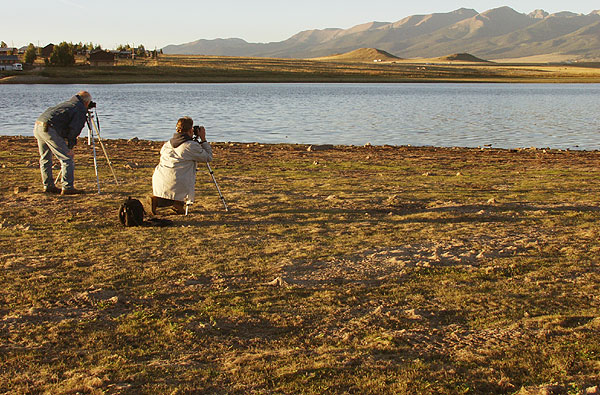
[282,226,543,286]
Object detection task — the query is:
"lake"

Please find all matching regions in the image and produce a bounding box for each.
[1,83,598,150]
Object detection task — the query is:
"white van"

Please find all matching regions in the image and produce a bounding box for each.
[13,63,23,71]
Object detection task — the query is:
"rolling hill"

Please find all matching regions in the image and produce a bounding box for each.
[433,53,491,63]
[313,48,401,62]
[162,7,600,62]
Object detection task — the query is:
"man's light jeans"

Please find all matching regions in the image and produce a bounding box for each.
[33,121,74,189]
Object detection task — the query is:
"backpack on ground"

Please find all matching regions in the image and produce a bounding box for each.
[118,197,174,227]
[119,197,145,227]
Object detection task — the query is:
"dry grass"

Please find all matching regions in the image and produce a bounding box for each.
[1,136,599,394]
[2,54,600,84]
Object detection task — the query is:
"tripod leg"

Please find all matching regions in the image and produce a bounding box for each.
[207,163,228,211]
[90,130,100,194]
[85,114,101,193]
[91,118,119,185]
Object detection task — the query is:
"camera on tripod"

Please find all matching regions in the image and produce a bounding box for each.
[88,101,97,109]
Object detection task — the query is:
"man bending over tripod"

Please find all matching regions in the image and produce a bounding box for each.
[33,91,93,195]
[148,117,213,214]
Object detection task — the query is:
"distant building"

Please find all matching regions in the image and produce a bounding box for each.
[114,48,149,59]
[0,55,22,71]
[115,50,133,59]
[89,50,116,66]
[41,44,54,58]
[0,47,17,56]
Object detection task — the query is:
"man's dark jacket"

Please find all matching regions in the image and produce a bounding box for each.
[37,95,87,149]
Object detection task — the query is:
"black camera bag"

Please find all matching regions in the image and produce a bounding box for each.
[119,197,145,227]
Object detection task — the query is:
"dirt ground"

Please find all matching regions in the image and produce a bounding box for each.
[1,136,599,394]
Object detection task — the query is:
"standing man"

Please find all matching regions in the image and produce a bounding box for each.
[149,116,213,214]
[33,91,93,194]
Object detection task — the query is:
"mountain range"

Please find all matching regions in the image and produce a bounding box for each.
[162,7,600,62]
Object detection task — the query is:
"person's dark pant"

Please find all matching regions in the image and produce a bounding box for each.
[33,121,74,190]
[148,196,185,215]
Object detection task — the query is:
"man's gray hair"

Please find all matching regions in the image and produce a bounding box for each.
[77,90,92,104]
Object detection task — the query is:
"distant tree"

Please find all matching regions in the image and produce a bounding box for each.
[49,42,75,66]
[86,42,102,51]
[0,41,7,48]
[116,44,132,51]
[135,44,146,57]
[24,43,37,64]
[72,42,82,55]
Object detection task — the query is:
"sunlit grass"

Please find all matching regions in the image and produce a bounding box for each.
[1,137,599,393]
[2,54,600,83]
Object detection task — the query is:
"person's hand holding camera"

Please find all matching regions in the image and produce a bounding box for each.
[193,125,207,143]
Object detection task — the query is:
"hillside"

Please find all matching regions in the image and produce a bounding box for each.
[432,53,491,63]
[313,48,401,62]
[162,7,600,62]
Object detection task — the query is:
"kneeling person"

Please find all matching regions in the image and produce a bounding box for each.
[150,117,213,214]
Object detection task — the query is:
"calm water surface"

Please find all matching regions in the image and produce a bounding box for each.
[0,83,598,149]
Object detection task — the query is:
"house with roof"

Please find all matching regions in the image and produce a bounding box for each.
[41,44,54,58]
[0,54,22,70]
[88,50,116,66]
[115,50,133,59]
[0,47,17,56]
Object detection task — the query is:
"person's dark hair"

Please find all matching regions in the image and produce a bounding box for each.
[176,117,193,134]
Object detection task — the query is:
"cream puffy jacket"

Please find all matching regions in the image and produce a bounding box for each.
[152,140,213,202]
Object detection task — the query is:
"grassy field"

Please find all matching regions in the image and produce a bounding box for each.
[1,54,600,83]
[1,136,599,394]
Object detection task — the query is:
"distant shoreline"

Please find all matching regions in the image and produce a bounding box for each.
[2,135,598,153]
[2,56,600,84]
[2,74,599,84]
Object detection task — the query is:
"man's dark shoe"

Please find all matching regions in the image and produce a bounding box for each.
[61,188,85,195]
[44,186,61,194]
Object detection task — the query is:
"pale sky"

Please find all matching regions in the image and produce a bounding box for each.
[2,0,598,50]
